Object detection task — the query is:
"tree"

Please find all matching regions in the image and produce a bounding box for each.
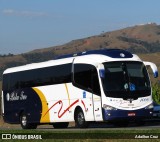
[152,82,160,104]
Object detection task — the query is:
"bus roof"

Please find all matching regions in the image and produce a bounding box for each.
[3,49,141,74]
[55,49,133,59]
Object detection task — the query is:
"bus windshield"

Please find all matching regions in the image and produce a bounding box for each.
[102,61,151,99]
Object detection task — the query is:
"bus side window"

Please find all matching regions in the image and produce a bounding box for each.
[92,70,101,96]
[73,64,100,95]
[2,74,9,91]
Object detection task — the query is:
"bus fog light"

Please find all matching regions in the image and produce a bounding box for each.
[103,104,117,110]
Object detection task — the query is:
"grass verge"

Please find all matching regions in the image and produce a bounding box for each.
[0,129,160,142]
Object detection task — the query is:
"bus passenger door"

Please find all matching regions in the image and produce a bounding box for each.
[91,70,103,121]
[72,58,103,121]
[92,94,103,121]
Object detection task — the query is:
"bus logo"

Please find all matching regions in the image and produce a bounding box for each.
[6,91,27,102]
[120,53,125,57]
[127,98,134,103]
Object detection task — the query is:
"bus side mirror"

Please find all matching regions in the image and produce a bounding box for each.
[99,69,105,78]
[144,62,158,78]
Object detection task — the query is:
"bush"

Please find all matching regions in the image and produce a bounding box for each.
[152,82,160,104]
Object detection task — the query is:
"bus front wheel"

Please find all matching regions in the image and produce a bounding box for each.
[20,113,37,129]
[75,108,88,128]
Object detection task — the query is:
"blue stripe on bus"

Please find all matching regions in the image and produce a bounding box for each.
[102,108,153,121]
[55,49,133,59]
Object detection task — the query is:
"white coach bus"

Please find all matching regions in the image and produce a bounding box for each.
[1,49,158,129]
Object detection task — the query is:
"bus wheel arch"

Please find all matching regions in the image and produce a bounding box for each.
[19,109,25,124]
[74,106,89,128]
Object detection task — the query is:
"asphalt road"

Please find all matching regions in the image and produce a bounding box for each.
[1,119,160,130]
[38,120,160,130]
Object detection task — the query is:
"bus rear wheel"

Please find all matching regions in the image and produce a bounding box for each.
[75,108,88,128]
[53,122,69,129]
[20,113,37,129]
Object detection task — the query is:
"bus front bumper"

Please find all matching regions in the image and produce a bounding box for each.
[102,108,153,122]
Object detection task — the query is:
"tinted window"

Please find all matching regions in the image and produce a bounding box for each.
[102,61,151,99]
[73,64,100,95]
[103,62,150,91]
[3,63,72,90]
[2,74,9,91]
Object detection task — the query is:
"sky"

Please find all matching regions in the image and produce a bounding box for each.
[0,0,160,54]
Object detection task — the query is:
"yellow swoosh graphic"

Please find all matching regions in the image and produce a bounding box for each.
[65,83,71,105]
[32,87,50,123]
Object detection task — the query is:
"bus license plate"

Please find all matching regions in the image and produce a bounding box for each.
[128,112,135,116]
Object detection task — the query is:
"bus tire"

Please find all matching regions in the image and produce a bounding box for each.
[20,113,37,129]
[75,108,88,128]
[53,122,69,129]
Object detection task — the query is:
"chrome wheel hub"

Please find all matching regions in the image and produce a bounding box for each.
[21,115,27,126]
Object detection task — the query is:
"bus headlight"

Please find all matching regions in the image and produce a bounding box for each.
[145,103,153,109]
[103,104,117,110]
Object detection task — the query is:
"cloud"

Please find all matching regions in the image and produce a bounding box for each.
[2,9,48,17]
